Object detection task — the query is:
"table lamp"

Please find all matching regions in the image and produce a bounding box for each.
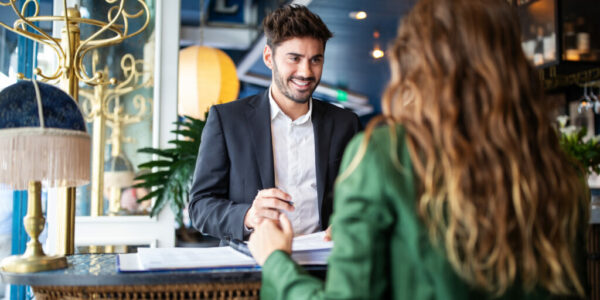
[0,80,90,273]
[104,153,134,215]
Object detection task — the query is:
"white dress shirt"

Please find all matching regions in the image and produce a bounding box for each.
[268,87,320,236]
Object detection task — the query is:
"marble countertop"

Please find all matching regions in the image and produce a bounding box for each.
[0,254,327,287]
[0,254,262,286]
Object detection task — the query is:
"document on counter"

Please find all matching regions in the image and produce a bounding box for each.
[291,249,331,265]
[292,231,333,251]
[118,247,257,272]
[117,231,334,272]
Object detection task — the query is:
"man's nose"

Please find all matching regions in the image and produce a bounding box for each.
[296,60,313,78]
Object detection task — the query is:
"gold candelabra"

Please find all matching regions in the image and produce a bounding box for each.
[0,0,150,257]
[80,51,152,218]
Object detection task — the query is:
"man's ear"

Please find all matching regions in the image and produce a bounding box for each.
[263,45,273,70]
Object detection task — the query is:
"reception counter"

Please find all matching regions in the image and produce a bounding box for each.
[0,233,596,299]
[1,254,327,299]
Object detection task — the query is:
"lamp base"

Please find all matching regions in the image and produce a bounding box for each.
[1,254,67,273]
[0,181,68,273]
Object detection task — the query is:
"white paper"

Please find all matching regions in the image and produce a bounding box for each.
[291,249,330,265]
[118,253,144,272]
[292,231,333,251]
[136,247,256,270]
[117,231,334,272]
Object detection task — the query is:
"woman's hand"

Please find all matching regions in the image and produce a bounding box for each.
[248,214,293,266]
[324,225,332,241]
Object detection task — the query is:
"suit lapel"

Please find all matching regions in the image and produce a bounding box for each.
[312,100,332,215]
[245,91,275,188]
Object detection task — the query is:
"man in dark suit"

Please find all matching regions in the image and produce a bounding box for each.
[189,4,361,242]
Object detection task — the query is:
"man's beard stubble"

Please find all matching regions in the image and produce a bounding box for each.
[272,61,319,104]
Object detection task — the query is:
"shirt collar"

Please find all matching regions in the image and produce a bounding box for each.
[268,86,312,124]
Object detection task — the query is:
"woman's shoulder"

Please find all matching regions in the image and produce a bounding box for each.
[347,124,406,155]
[340,124,410,180]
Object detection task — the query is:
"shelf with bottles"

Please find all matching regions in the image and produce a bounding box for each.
[540,65,600,90]
[517,0,600,69]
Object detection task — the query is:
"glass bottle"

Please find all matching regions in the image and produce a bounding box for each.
[522,24,537,62]
[533,26,544,65]
[543,22,556,62]
[563,21,578,61]
[576,17,590,60]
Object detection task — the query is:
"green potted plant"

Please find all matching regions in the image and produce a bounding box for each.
[557,115,600,177]
[133,114,206,227]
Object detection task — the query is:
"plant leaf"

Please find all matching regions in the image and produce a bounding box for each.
[137,147,177,158]
[137,189,162,203]
[170,129,200,139]
[150,192,169,217]
[135,171,170,182]
[133,112,208,226]
[138,160,173,169]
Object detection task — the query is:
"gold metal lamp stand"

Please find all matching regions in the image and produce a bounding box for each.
[1,182,67,273]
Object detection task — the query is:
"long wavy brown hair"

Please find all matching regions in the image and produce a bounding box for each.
[350,0,587,296]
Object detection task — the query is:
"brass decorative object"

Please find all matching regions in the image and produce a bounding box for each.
[0,0,150,256]
[2,182,68,273]
[80,52,153,217]
[0,80,91,273]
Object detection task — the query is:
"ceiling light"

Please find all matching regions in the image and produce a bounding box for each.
[371,48,384,59]
[349,11,367,20]
[371,30,384,59]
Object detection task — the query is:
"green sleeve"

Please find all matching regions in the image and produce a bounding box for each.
[261,250,325,299]
[261,130,402,300]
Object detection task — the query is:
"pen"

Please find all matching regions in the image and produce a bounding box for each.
[281,199,294,206]
[256,189,294,206]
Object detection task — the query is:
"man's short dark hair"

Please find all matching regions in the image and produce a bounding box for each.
[262,4,333,50]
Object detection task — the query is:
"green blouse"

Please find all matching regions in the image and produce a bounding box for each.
[261,126,581,300]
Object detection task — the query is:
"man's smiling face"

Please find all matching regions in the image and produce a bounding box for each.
[264,37,324,104]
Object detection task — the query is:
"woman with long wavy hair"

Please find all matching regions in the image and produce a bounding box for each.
[248,0,589,298]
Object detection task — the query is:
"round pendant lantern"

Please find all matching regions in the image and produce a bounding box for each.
[178,46,239,119]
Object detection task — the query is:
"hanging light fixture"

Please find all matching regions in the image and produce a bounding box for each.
[178,46,239,119]
[349,11,367,20]
[371,30,384,59]
[371,47,385,59]
[177,0,239,119]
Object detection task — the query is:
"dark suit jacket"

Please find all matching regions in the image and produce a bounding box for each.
[188,90,362,241]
